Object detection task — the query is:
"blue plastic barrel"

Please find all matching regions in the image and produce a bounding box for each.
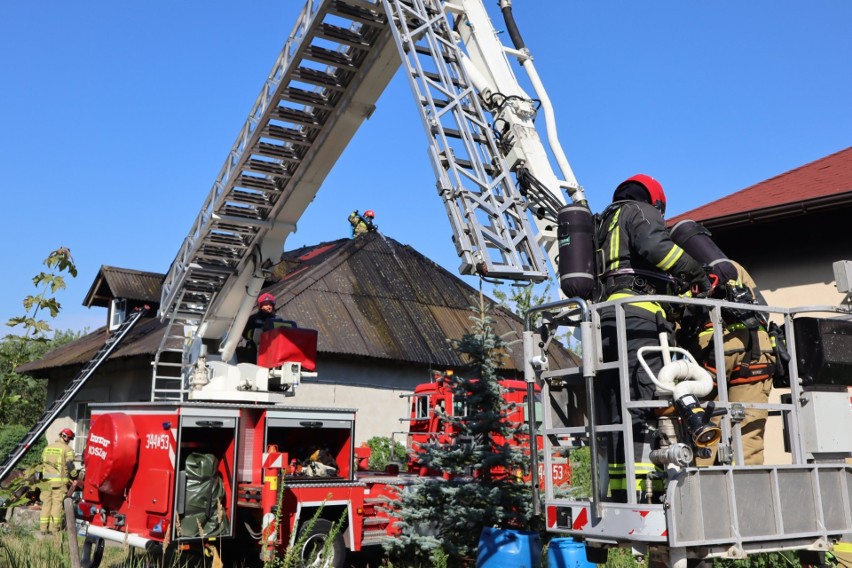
[547,538,596,567]
[476,527,542,568]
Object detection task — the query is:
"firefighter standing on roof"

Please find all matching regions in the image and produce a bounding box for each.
[39,428,77,534]
[348,209,376,237]
[596,174,711,502]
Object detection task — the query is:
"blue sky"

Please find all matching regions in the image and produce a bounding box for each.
[1,1,850,337]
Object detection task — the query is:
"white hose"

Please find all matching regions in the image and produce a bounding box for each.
[638,345,714,400]
[658,359,715,400]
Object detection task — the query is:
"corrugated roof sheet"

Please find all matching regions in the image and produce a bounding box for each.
[669,146,852,228]
[83,266,164,308]
[20,234,576,376]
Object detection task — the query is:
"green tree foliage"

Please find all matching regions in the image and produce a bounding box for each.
[1,248,79,428]
[366,436,406,470]
[384,295,540,566]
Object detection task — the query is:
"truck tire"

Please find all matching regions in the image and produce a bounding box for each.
[296,518,346,568]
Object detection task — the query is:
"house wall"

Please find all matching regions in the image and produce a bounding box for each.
[287,358,435,446]
[45,355,437,451]
[44,358,152,454]
[705,212,852,465]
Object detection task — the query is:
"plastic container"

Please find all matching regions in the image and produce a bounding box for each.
[547,538,596,567]
[476,527,542,568]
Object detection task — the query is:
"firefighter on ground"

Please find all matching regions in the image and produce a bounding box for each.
[39,428,77,534]
[596,173,712,502]
[348,209,376,237]
[679,260,776,466]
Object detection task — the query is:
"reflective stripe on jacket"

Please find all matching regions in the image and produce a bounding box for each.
[599,201,705,316]
[42,440,76,484]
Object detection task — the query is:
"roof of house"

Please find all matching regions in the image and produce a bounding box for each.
[19,233,577,376]
[82,266,164,308]
[668,146,852,229]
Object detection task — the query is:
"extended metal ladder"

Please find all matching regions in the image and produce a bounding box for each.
[382,0,548,281]
[0,306,148,482]
[153,0,396,399]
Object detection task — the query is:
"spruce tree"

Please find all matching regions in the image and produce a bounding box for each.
[384,294,540,567]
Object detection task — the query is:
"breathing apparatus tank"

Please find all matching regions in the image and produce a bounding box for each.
[556,205,597,299]
[670,219,737,283]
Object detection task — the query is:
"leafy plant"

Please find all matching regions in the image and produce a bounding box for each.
[366,436,406,470]
[2,248,79,428]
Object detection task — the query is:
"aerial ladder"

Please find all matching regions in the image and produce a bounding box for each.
[152,1,851,566]
[153,0,583,403]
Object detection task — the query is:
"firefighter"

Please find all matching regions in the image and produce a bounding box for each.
[596,174,712,502]
[687,261,776,466]
[348,209,377,237]
[241,293,295,359]
[39,428,77,534]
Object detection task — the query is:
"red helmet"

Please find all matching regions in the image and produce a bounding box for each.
[614,174,666,215]
[257,293,276,307]
[364,210,375,219]
[60,428,75,440]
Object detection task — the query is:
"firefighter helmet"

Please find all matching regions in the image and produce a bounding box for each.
[614,174,667,215]
[257,293,276,307]
[364,210,375,219]
[60,428,75,440]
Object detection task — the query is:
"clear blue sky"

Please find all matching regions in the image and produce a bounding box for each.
[2,1,850,336]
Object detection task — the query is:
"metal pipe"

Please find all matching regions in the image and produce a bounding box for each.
[81,522,156,551]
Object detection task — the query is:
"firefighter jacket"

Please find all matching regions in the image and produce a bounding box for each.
[348,211,375,237]
[242,311,296,347]
[694,262,776,385]
[41,438,77,486]
[597,200,708,318]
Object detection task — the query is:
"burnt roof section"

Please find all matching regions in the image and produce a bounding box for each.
[83,266,164,308]
[267,232,577,370]
[668,146,852,230]
[20,233,577,376]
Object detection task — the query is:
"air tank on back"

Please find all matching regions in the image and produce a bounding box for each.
[557,205,596,300]
[670,219,738,283]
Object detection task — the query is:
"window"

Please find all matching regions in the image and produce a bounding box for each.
[74,403,91,455]
[109,298,127,331]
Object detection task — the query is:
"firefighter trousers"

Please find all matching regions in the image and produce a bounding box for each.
[696,378,772,466]
[599,308,672,502]
[39,484,67,533]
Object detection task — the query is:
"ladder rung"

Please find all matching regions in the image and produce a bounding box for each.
[304,45,358,71]
[292,67,345,92]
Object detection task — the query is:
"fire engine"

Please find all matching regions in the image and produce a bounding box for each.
[404,371,570,487]
[1,0,849,567]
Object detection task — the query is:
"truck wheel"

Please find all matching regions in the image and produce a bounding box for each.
[296,518,346,568]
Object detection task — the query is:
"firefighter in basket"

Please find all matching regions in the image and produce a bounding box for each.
[596,174,713,502]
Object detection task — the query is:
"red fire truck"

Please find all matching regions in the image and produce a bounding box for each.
[405,371,570,486]
[75,330,554,567]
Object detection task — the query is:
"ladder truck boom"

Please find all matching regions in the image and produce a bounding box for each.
[154,0,581,401]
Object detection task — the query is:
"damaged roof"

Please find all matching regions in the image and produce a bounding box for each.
[20,233,577,376]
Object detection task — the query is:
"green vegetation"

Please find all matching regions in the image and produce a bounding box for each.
[365,436,406,471]
[384,296,539,566]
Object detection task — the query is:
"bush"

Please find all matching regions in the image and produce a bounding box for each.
[0,424,46,469]
[366,436,406,470]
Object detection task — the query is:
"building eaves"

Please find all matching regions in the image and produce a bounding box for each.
[668,146,852,230]
[83,266,165,308]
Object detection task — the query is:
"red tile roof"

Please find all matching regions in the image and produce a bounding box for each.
[669,146,852,228]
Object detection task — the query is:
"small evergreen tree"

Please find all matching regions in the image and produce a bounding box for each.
[384,294,540,566]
